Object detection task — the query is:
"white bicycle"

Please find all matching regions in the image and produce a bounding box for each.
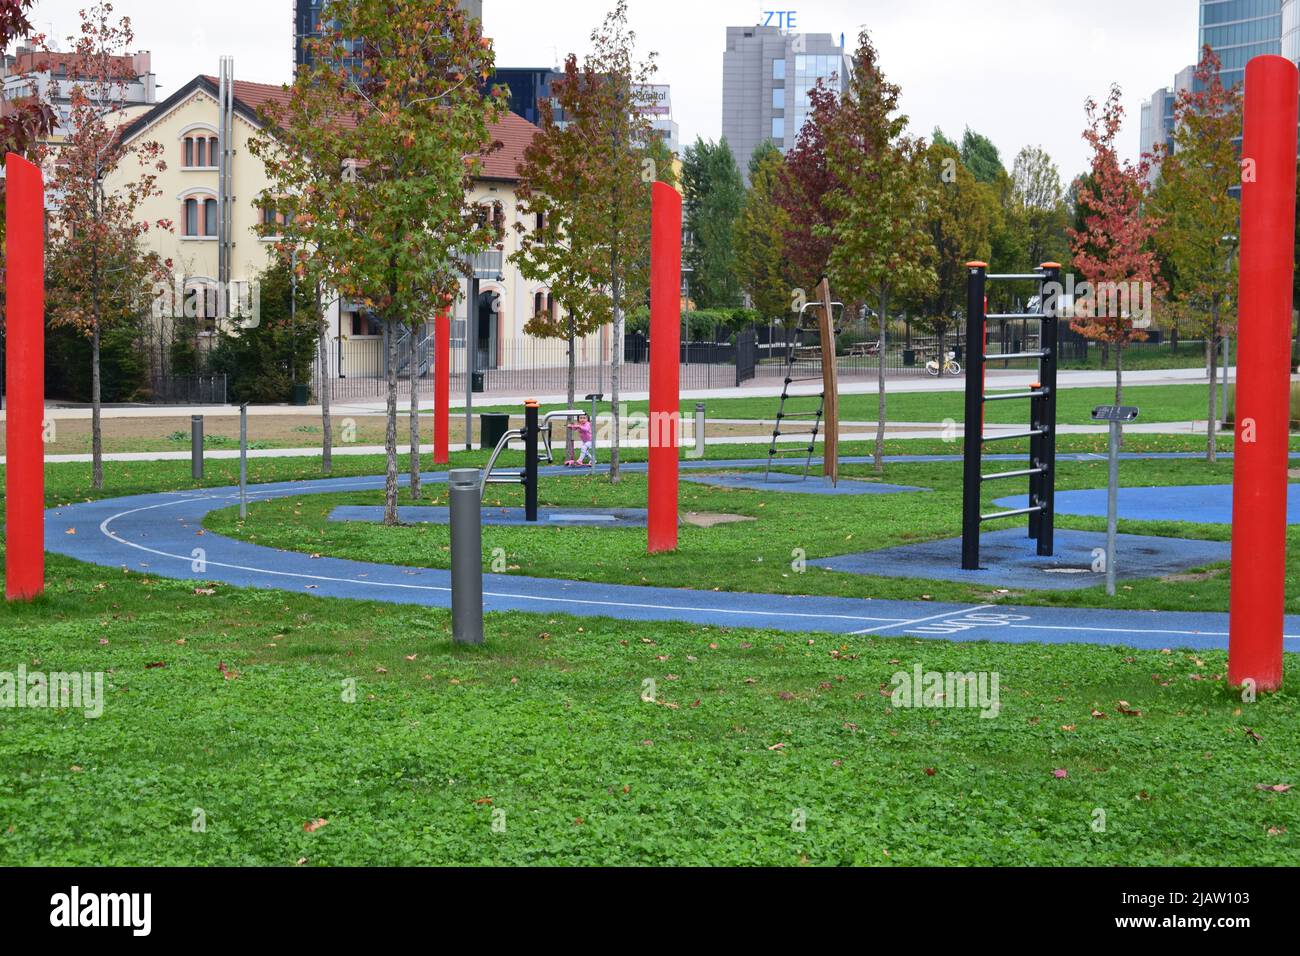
[925,350,962,377]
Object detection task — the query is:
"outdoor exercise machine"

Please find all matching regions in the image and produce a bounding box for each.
[1229,54,1298,692]
[765,277,843,484]
[479,400,587,521]
[960,261,1061,570]
[4,152,45,601]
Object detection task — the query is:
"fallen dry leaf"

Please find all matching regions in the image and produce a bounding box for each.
[303,818,329,833]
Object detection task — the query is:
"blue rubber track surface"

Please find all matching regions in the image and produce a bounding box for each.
[42,456,1300,651]
[996,483,1300,525]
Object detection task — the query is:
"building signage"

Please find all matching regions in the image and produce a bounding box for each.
[634,84,671,116]
[763,10,798,31]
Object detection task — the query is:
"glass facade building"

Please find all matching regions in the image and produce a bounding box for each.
[1199,0,1282,89]
[722,24,848,183]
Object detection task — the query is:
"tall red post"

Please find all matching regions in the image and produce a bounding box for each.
[1229,55,1298,691]
[434,303,449,465]
[648,181,681,554]
[5,153,45,601]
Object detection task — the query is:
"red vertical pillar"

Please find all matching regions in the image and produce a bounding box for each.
[5,153,45,601]
[648,181,681,554]
[1229,55,1299,691]
[434,302,449,465]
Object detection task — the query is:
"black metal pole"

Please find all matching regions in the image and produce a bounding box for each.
[961,263,987,570]
[524,400,539,522]
[1037,263,1061,557]
[1029,270,1045,542]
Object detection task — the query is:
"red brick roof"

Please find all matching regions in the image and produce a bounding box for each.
[200,75,537,182]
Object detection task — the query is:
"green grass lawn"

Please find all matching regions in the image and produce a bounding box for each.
[476,382,1224,427]
[1,561,1297,865]
[202,447,1300,615]
[2,433,1299,866]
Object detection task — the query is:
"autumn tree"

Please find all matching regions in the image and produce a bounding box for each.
[256,0,503,522]
[1068,84,1163,407]
[775,80,839,293]
[248,98,340,475]
[735,140,793,324]
[574,0,656,483]
[1150,46,1241,461]
[44,2,170,489]
[822,30,936,472]
[0,0,56,323]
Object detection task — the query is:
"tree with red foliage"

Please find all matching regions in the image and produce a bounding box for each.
[1,0,56,322]
[43,2,171,489]
[774,80,839,301]
[1067,84,1163,405]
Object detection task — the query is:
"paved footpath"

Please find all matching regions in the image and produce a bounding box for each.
[43,456,1300,652]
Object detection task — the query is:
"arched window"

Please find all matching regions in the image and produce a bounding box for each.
[546,293,555,318]
[533,291,544,317]
[183,198,199,237]
[203,199,218,237]
[181,131,219,168]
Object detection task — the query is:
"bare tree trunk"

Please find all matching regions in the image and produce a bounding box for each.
[566,317,576,462]
[318,288,332,475]
[91,318,103,490]
[874,287,887,474]
[384,317,399,525]
[1207,313,1219,464]
[409,335,421,500]
[609,254,622,483]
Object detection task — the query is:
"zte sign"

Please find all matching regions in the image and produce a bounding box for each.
[763,10,798,30]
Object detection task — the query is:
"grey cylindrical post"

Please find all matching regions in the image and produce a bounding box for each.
[191,415,204,480]
[1106,419,1119,597]
[694,402,705,457]
[239,403,248,520]
[449,467,484,645]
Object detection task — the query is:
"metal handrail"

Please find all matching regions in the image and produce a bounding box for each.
[480,427,524,495]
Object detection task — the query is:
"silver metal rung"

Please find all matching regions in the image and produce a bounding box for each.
[982,428,1048,442]
[980,505,1043,521]
[989,351,1048,361]
[483,472,525,484]
[981,467,1045,482]
[986,273,1047,281]
[983,390,1046,402]
[986,313,1044,320]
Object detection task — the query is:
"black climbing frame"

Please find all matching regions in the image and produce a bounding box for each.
[961,262,1061,570]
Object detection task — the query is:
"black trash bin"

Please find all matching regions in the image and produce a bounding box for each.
[902,348,916,366]
[471,371,485,393]
[480,412,510,451]
[291,383,310,406]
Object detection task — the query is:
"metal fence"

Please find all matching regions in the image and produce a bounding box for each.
[151,374,228,405]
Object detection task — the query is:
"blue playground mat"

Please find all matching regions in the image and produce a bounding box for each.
[682,472,926,496]
[995,483,1300,525]
[329,505,651,527]
[809,528,1232,591]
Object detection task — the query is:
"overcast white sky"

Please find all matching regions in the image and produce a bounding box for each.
[19,0,1201,181]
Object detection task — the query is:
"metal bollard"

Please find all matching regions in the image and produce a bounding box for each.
[239,404,248,520]
[448,468,484,645]
[191,415,204,480]
[524,400,539,522]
